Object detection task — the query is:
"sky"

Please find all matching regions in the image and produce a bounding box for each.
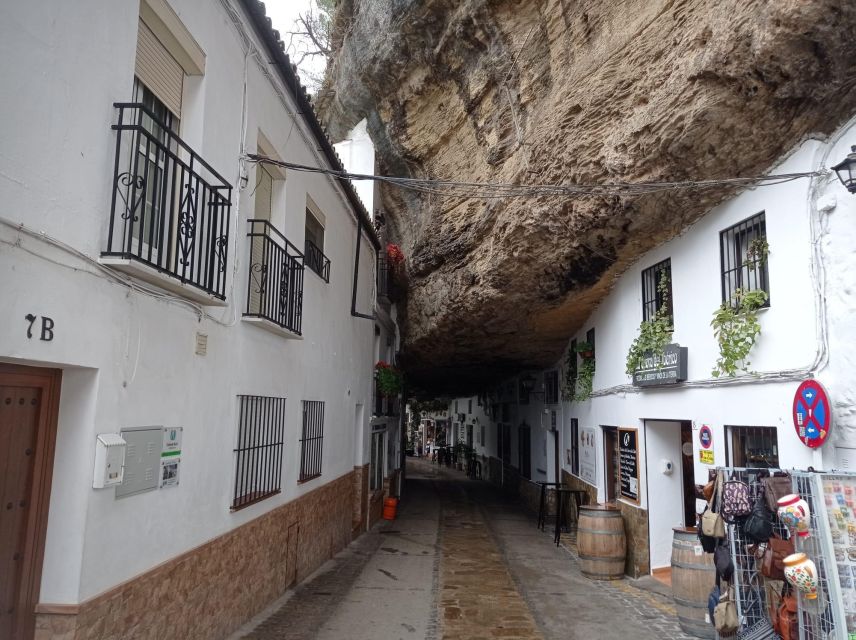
[264,0,328,91]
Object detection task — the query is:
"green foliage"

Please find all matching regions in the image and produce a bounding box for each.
[561,348,577,401]
[575,341,594,355]
[626,270,673,375]
[375,362,403,396]
[743,237,770,271]
[574,356,596,401]
[711,288,768,377]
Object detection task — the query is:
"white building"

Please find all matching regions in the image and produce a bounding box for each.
[0,1,400,638]
[447,117,856,578]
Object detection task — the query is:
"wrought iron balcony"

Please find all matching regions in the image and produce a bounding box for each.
[304,238,330,282]
[103,103,233,300]
[245,220,304,335]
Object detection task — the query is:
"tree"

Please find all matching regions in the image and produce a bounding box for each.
[284,0,335,93]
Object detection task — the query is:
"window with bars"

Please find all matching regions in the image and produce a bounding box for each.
[569,418,580,476]
[468,399,472,414]
[727,425,779,468]
[641,258,672,322]
[232,395,286,511]
[299,400,324,482]
[720,212,770,305]
[545,370,559,405]
[370,430,384,490]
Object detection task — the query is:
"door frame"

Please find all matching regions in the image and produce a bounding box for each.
[0,363,62,639]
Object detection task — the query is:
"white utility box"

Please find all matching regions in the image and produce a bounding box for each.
[93,433,126,488]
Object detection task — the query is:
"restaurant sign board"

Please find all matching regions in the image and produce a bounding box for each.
[632,343,688,387]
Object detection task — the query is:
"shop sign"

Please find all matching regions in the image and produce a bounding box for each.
[699,449,714,465]
[161,427,182,488]
[699,425,713,449]
[619,427,640,503]
[580,427,597,486]
[631,344,688,387]
[793,380,832,449]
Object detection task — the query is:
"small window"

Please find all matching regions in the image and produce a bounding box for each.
[370,431,384,490]
[569,418,580,476]
[299,401,324,482]
[232,396,286,510]
[254,165,274,221]
[586,328,595,357]
[720,212,770,304]
[545,371,559,405]
[727,425,778,468]
[641,258,672,323]
[468,399,472,414]
[304,207,330,282]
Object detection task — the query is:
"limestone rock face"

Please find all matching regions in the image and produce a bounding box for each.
[319,0,856,392]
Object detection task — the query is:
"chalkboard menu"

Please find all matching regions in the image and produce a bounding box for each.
[619,428,640,503]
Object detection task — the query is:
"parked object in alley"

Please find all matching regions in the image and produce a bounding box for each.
[671,527,716,639]
[782,552,818,600]
[578,504,626,580]
[383,496,399,520]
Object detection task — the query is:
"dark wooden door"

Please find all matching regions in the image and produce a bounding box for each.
[0,365,61,640]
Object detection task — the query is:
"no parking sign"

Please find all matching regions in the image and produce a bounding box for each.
[793,380,832,448]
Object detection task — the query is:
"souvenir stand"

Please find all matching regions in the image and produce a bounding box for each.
[717,467,849,640]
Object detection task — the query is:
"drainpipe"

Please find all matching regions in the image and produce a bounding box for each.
[351,215,375,321]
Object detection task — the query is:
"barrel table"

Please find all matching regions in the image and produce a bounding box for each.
[671,527,716,638]
[577,504,626,580]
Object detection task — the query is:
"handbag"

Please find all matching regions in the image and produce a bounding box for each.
[714,585,740,635]
[708,579,722,629]
[701,505,726,539]
[775,586,799,640]
[758,535,794,581]
[743,495,775,543]
[714,541,734,582]
[721,479,752,522]
[763,474,792,512]
[698,513,718,553]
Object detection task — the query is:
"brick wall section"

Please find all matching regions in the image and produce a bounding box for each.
[561,470,650,578]
[352,463,369,538]
[35,470,356,640]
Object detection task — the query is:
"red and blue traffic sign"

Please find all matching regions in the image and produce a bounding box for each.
[793,380,832,448]
[699,425,713,449]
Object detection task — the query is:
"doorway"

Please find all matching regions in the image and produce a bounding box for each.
[602,426,618,502]
[518,425,531,480]
[0,363,62,640]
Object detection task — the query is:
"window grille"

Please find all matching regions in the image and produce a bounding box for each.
[299,400,324,482]
[720,212,770,304]
[232,395,285,510]
[726,425,779,468]
[545,370,559,404]
[641,258,672,322]
[570,418,580,476]
[370,431,384,490]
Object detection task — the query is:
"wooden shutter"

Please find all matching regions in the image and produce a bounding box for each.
[135,19,183,117]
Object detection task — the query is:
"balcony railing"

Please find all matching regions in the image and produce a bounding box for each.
[245,220,304,335]
[304,238,331,282]
[377,255,392,302]
[104,103,233,299]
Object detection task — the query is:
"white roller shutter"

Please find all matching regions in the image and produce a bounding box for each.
[135,19,183,117]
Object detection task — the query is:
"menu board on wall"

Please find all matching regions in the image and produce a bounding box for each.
[619,428,640,503]
[580,426,597,486]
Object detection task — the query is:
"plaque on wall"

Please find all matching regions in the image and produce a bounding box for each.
[619,427,640,503]
[631,344,688,387]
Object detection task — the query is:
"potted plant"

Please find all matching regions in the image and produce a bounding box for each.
[574,356,596,402]
[575,341,594,360]
[625,270,673,375]
[711,288,768,377]
[375,360,403,396]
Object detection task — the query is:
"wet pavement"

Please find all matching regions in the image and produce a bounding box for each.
[231,458,695,640]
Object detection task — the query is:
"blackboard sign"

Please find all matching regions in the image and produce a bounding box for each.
[619,428,640,503]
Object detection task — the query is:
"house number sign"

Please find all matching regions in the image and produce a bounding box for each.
[24,314,55,341]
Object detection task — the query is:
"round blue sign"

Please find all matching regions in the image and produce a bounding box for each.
[699,425,713,449]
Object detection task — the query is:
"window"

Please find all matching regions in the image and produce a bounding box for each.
[727,425,779,468]
[370,430,384,490]
[455,400,459,413]
[480,425,485,447]
[545,370,559,405]
[304,207,330,282]
[299,401,324,482]
[135,18,184,119]
[468,399,472,414]
[641,258,672,323]
[254,165,274,221]
[232,396,286,510]
[720,212,770,304]
[569,418,579,476]
[586,328,595,355]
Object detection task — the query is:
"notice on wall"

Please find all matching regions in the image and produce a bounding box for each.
[161,427,182,489]
[699,449,715,465]
[580,426,597,486]
[619,428,640,503]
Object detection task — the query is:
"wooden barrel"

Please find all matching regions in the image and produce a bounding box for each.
[671,527,716,639]
[578,504,626,580]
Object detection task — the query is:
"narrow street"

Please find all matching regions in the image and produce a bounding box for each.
[232,459,695,640]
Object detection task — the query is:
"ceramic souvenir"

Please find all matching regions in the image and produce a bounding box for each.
[778,493,811,537]
[784,552,819,599]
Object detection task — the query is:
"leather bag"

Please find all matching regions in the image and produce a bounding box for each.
[757,535,794,581]
[763,474,792,512]
[715,585,740,636]
[714,541,734,582]
[775,588,799,640]
[743,495,775,543]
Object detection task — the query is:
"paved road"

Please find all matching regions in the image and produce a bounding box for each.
[232,459,694,640]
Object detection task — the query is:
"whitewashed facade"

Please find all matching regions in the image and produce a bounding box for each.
[0,1,399,638]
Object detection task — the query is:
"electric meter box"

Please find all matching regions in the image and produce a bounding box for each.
[93,433,126,488]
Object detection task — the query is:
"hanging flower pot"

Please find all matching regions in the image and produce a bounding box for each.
[375,361,403,397]
[386,243,405,266]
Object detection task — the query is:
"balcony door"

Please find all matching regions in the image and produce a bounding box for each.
[248,165,274,316]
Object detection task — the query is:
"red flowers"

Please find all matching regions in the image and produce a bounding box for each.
[386,243,404,265]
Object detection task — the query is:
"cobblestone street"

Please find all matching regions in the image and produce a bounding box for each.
[232,458,695,640]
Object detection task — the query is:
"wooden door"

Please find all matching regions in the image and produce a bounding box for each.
[0,364,61,640]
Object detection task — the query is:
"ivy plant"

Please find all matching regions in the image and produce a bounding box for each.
[561,348,577,401]
[711,288,768,377]
[625,271,673,376]
[574,355,596,401]
[743,237,770,271]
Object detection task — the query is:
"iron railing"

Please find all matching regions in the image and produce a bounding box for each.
[245,220,304,335]
[104,103,233,299]
[299,401,324,482]
[377,254,392,301]
[304,238,330,282]
[231,395,285,511]
[720,211,770,306]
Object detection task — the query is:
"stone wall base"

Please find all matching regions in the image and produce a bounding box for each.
[36,471,356,640]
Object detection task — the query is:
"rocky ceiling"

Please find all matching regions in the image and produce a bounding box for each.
[317,0,856,394]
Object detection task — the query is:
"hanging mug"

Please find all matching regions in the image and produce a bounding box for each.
[783,552,819,599]
[778,494,811,537]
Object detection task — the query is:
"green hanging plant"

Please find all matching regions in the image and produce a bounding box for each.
[711,288,768,377]
[561,348,577,401]
[574,355,596,401]
[743,237,770,271]
[375,361,403,396]
[625,270,673,375]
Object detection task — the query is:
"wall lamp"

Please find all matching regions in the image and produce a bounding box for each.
[833,145,856,193]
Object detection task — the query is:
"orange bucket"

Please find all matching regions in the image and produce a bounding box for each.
[382,496,398,520]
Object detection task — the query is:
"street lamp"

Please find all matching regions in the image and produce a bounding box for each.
[832,145,856,193]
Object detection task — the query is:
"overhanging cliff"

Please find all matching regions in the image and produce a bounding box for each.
[318,0,856,392]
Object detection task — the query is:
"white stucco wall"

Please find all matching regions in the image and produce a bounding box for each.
[334,119,375,215]
[0,0,381,605]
